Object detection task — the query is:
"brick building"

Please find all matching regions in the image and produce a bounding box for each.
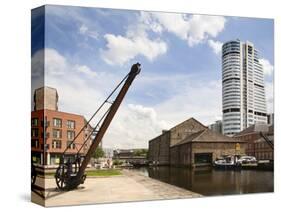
[234,124,274,160]
[148,118,246,167]
[170,129,246,167]
[31,87,92,166]
[148,130,171,165]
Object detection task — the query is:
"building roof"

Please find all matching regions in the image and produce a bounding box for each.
[234,123,271,137]
[149,117,206,143]
[255,135,274,143]
[34,86,58,92]
[174,128,244,146]
[32,109,84,118]
[169,117,207,131]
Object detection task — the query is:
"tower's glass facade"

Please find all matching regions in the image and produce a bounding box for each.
[222,40,267,136]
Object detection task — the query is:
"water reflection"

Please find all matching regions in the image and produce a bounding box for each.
[138,166,273,196]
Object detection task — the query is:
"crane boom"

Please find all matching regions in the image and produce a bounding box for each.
[76,63,140,180]
[55,63,141,190]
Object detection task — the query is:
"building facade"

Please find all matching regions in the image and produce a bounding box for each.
[267,113,274,125]
[148,118,245,167]
[170,129,246,167]
[222,40,267,136]
[148,118,206,165]
[148,131,171,165]
[234,124,274,160]
[31,87,92,166]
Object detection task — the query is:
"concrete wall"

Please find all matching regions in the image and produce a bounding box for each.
[34,87,58,111]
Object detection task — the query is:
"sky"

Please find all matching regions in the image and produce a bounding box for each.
[31,5,274,149]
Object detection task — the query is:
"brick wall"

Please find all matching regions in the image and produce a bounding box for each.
[170,118,206,146]
[148,131,170,165]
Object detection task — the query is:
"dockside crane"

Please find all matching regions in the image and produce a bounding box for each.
[53,63,141,190]
[260,131,274,150]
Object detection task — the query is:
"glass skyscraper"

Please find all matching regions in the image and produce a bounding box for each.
[222,40,267,136]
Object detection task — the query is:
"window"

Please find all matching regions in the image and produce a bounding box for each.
[52,140,62,149]
[67,130,75,140]
[42,117,50,127]
[67,141,76,149]
[31,128,39,137]
[53,129,62,138]
[67,120,75,129]
[31,139,39,148]
[53,118,62,128]
[31,118,39,127]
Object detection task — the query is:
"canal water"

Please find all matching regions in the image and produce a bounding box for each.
[136,166,273,196]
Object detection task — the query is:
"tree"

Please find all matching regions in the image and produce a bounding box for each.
[92,146,105,159]
[133,149,148,157]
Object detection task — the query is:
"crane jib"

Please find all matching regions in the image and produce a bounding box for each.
[54,63,141,190]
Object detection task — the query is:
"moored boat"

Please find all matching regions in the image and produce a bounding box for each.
[213,155,236,169]
[236,156,258,169]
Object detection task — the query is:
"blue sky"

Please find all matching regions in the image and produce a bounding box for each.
[31,5,274,148]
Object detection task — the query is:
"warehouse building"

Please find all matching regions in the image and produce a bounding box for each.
[148,118,246,167]
[149,118,206,165]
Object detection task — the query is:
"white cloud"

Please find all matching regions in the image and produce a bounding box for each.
[101,34,167,66]
[100,12,226,65]
[79,24,87,34]
[131,71,223,127]
[76,65,97,78]
[146,13,226,46]
[104,76,224,148]
[79,24,99,39]
[185,15,226,46]
[100,11,169,66]
[260,58,274,76]
[31,49,44,78]
[155,79,222,126]
[208,39,223,55]
[43,48,97,78]
[32,48,68,77]
[138,11,163,34]
[104,104,169,149]
[45,48,68,76]
[31,49,99,113]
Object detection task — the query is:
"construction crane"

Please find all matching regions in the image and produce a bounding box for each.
[54,63,141,190]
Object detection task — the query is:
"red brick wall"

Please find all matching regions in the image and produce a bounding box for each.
[44,109,85,154]
[235,132,273,160]
[31,109,86,155]
[31,110,44,153]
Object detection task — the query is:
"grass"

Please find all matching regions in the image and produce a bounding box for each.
[86,169,122,177]
[42,169,122,177]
